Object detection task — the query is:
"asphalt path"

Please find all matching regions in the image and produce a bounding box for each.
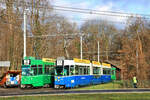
[0,88,150,97]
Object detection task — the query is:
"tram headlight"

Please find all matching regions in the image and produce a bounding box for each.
[71,80,74,83]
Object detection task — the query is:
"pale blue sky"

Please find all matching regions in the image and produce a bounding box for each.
[52,0,150,27]
[53,0,150,13]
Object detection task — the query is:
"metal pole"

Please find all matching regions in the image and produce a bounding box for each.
[23,10,27,58]
[80,35,83,59]
[98,41,100,62]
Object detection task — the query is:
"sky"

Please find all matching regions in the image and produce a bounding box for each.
[51,0,150,28]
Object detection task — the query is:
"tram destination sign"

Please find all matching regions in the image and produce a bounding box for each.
[0,61,10,67]
[23,59,30,65]
[56,60,64,66]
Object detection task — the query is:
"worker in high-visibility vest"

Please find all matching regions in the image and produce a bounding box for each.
[133,76,137,88]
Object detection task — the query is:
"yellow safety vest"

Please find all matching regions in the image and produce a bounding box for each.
[133,77,137,83]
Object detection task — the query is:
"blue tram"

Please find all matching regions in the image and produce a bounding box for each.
[54,58,115,88]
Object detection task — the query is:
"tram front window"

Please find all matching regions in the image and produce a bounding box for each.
[55,66,63,76]
[55,66,69,76]
[22,67,31,76]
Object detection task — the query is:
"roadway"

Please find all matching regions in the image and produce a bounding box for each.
[0,88,150,97]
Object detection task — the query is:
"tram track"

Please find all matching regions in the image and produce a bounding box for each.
[0,88,150,97]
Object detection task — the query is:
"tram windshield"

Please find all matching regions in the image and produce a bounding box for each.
[55,66,63,76]
[22,67,31,76]
[55,66,69,76]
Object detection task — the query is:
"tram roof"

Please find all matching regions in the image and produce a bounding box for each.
[92,61,101,67]
[64,60,75,65]
[58,59,111,68]
[63,60,91,66]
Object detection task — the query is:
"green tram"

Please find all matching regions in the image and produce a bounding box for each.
[21,57,55,88]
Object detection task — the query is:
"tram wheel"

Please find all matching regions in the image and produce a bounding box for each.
[43,84,50,88]
[54,85,60,89]
[20,84,26,89]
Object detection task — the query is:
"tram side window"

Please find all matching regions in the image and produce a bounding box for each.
[96,67,100,75]
[76,66,88,75]
[103,68,111,75]
[79,66,83,75]
[107,69,111,75]
[75,66,79,75]
[93,67,96,74]
[103,69,107,75]
[93,67,100,75]
[84,67,87,75]
[79,66,87,75]
[45,65,50,74]
[70,66,74,75]
[64,66,69,76]
[38,65,43,75]
[31,65,37,75]
[88,67,90,75]
[49,66,55,75]
[99,68,102,75]
[93,67,97,75]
